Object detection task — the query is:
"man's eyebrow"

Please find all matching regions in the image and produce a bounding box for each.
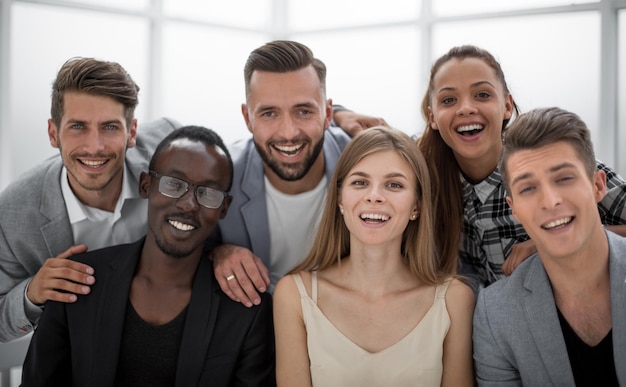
[510,172,532,187]
[548,162,577,173]
[510,162,577,187]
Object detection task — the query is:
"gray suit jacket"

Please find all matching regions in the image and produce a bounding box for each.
[0,117,180,342]
[473,230,626,386]
[213,127,350,270]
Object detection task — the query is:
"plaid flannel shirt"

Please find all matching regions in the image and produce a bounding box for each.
[460,161,626,287]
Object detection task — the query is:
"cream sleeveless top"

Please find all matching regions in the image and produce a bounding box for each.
[292,272,451,387]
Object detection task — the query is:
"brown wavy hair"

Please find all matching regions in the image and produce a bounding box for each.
[50,57,139,128]
[499,107,596,193]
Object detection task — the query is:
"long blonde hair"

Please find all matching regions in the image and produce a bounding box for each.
[291,126,451,285]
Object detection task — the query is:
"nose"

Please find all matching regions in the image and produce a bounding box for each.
[277,114,299,140]
[84,128,106,153]
[176,188,200,212]
[365,185,384,204]
[456,97,477,116]
[539,185,562,209]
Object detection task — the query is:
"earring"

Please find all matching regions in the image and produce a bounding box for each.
[410,214,417,220]
[340,208,344,215]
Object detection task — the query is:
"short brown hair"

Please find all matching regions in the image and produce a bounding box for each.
[50,57,139,128]
[499,107,597,193]
[243,40,326,98]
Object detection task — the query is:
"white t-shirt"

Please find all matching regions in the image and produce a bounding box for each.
[265,175,327,293]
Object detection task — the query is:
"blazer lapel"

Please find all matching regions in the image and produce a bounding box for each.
[521,258,576,386]
[608,232,626,384]
[90,242,143,386]
[40,160,74,254]
[240,151,271,265]
[175,258,219,386]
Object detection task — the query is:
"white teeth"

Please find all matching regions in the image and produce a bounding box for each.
[81,160,106,167]
[542,217,572,229]
[456,124,484,133]
[169,220,195,231]
[274,144,303,153]
[360,213,389,221]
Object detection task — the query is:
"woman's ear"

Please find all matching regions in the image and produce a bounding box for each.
[503,94,514,120]
[428,107,438,130]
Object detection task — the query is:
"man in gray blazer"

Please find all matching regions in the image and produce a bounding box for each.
[0,54,382,342]
[210,41,386,306]
[473,107,626,386]
[0,57,180,342]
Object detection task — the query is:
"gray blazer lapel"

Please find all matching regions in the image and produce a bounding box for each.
[40,160,74,254]
[322,128,348,183]
[240,151,271,266]
[521,259,575,386]
[607,232,626,384]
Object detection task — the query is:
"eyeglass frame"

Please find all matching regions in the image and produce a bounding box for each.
[148,170,229,209]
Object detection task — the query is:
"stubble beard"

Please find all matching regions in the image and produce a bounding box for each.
[255,136,325,182]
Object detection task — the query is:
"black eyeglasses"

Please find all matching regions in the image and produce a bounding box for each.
[149,171,228,209]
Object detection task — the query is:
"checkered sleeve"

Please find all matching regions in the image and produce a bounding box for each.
[596,161,626,225]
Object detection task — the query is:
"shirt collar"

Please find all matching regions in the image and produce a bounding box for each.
[61,163,139,224]
[461,168,503,204]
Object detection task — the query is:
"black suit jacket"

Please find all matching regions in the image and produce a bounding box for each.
[21,238,276,386]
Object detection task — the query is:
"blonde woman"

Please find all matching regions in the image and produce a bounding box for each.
[273,126,475,386]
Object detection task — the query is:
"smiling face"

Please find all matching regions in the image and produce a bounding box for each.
[428,57,513,179]
[242,65,332,190]
[48,92,137,203]
[140,139,232,259]
[338,150,419,249]
[505,141,606,261]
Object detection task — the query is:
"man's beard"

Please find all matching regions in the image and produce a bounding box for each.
[254,136,324,181]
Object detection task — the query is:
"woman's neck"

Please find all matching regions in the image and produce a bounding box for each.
[336,242,417,297]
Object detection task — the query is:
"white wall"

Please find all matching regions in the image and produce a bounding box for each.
[1,0,625,188]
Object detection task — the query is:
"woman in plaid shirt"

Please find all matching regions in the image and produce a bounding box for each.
[418,45,626,289]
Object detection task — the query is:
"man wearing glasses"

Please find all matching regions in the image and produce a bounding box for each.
[21,126,276,386]
[0,56,382,343]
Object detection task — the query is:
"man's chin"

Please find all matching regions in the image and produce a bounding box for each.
[273,166,309,181]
